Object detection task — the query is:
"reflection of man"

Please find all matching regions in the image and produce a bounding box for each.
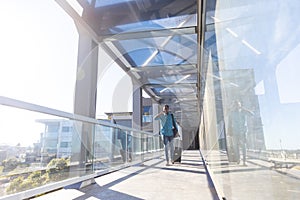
[113,119,132,162]
[117,129,132,162]
[229,100,254,166]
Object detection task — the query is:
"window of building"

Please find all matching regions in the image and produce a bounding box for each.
[143,106,152,122]
[60,142,70,148]
[62,126,72,132]
[46,124,59,132]
[143,106,151,115]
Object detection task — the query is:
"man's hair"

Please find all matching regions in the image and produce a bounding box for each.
[164,104,169,109]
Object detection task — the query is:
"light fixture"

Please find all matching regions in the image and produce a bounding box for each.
[226,28,238,38]
[160,87,170,93]
[242,39,261,55]
[175,74,191,83]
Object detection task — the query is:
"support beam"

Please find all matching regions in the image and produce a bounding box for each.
[132,82,142,130]
[74,27,98,118]
[101,27,196,42]
[73,23,99,178]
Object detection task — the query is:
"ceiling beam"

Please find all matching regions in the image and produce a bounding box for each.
[101,26,196,42]
[129,64,197,72]
[55,0,100,43]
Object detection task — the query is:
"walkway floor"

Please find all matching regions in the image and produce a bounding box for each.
[204,150,300,200]
[33,150,216,200]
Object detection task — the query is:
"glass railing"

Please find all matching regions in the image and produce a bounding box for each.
[0,96,163,199]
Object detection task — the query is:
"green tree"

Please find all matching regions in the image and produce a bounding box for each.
[6,158,70,194]
[6,171,50,194]
[2,158,19,172]
[6,176,24,193]
[46,158,70,181]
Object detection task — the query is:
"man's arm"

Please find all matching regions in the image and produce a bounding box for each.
[154,111,164,120]
[242,108,254,116]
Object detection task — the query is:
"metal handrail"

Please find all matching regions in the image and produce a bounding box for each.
[0,96,153,135]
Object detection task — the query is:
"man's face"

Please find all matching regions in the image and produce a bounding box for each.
[163,106,169,113]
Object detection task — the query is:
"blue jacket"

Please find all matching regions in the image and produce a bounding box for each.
[155,113,177,136]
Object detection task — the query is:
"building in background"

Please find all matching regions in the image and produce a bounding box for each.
[142,97,153,132]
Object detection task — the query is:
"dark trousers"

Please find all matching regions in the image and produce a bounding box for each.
[232,134,247,164]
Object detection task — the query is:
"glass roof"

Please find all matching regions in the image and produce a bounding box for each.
[61,0,200,133]
[111,34,197,67]
[141,73,197,85]
[78,0,197,35]
[94,0,134,7]
[109,15,196,35]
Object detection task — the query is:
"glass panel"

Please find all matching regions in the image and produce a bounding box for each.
[136,68,197,85]
[79,0,197,35]
[144,84,197,98]
[110,14,196,34]
[0,103,163,198]
[95,0,134,7]
[112,34,197,67]
[200,1,300,199]
[96,45,133,119]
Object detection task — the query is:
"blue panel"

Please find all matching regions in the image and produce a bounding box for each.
[78,0,197,36]
[109,15,197,34]
[95,0,134,8]
[115,34,197,67]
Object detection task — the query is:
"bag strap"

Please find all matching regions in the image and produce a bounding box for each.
[171,114,177,130]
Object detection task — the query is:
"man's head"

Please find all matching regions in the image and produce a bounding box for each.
[163,104,169,113]
[233,100,242,110]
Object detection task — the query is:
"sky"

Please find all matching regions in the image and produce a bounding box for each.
[0,0,132,146]
[0,1,78,111]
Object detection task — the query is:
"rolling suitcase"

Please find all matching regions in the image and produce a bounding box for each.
[174,147,182,163]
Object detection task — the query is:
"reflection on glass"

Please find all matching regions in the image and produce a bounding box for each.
[81,0,197,35]
[200,1,300,199]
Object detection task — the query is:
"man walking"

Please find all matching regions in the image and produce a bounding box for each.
[154,104,177,166]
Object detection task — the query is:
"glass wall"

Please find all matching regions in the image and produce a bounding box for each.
[200,0,300,199]
[0,1,163,199]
